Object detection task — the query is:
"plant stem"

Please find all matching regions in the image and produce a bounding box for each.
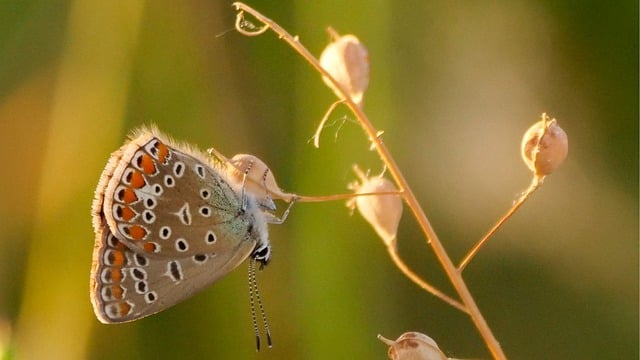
[232,3,507,358]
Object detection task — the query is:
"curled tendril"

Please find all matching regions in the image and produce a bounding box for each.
[234,11,269,36]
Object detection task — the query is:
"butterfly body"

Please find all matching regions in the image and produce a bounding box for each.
[90,127,271,323]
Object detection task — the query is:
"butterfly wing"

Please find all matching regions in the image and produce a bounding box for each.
[90,128,264,323]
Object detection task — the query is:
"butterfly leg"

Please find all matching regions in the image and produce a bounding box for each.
[262,196,297,225]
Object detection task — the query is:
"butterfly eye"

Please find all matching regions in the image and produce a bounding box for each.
[252,244,271,266]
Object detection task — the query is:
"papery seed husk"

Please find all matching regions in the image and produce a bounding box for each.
[379,332,448,360]
[349,171,402,247]
[320,34,370,106]
[227,154,294,202]
[521,115,568,176]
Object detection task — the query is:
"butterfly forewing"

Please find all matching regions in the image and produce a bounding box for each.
[90,128,267,323]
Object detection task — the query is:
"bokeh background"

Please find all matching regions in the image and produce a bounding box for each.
[0,1,637,359]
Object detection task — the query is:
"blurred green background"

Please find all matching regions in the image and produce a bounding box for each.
[0,1,637,359]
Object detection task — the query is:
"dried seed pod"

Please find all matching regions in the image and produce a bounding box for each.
[226,154,294,203]
[378,332,448,360]
[521,113,568,177]
[319,31,370,106]
[348,166,402,247]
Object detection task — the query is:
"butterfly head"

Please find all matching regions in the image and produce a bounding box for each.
[252,241,271,269]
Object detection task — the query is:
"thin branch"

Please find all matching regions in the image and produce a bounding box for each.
[458,177,542,272]
[295,191,404,203]
[386,243,467,313]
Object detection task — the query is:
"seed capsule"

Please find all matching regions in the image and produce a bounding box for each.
[378,332,448,360]
[319,31,370,106]
[348,167,402,247]
[226,154,294,203]
[521,113,568,178]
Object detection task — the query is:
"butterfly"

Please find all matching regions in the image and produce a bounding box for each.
[90,126,291,347]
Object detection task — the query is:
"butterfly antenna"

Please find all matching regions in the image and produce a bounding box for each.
[254,269,272,348]
[261,167,276,210]
[249,259,261,351]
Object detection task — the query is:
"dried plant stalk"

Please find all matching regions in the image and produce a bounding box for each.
[232,3,506,359]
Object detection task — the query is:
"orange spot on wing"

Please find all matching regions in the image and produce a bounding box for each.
[129,171,146,188]
[121,206,136,221]
[157,142,170,164]
[114,239,127,251]
[140,154,157,174]
[143,242,157,253]
[129,225,147,240]
[110,250,126,266]
[110,268,123,283]
[118,301,132,315]
[121,187,138,203]
[111,285,124,299]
